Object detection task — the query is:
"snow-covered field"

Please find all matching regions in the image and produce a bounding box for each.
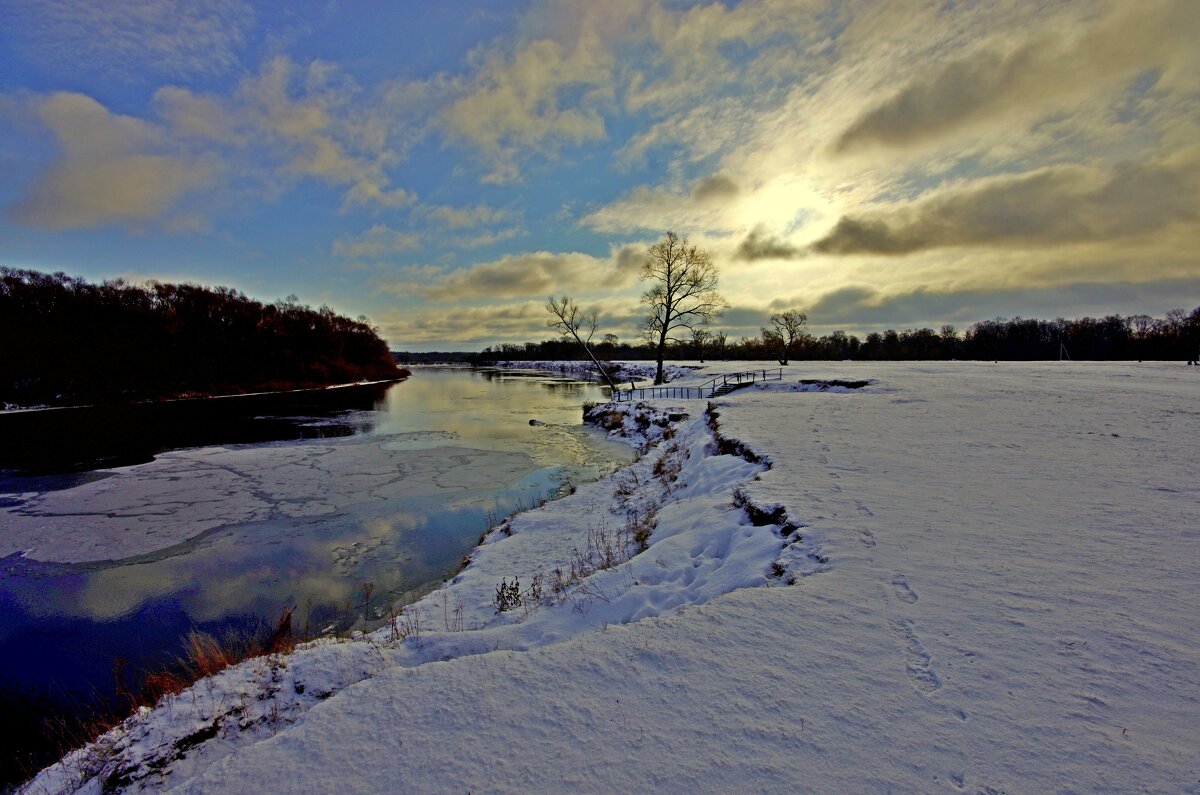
[25,361,1200,794]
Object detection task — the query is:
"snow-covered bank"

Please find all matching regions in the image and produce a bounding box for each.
[25,362,1200,793]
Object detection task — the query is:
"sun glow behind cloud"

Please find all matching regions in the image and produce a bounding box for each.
[0,0,1197,349]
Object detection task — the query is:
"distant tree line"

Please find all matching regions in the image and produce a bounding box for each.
[474,308,1200,366]
[1,268,404,407]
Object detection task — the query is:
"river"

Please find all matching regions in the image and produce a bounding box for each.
[0,366,628,714]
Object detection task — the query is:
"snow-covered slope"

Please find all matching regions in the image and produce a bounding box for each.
[25,361,1200,794]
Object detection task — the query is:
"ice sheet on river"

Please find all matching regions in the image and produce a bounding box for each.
[1,434,535,564]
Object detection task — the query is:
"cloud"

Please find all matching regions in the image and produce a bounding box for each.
[735,225,800,261]
[612,245,645,281]
[234,57,413,207]
[1,0,255,81]
[332,225,420,260]
[425,203,514,228]
[582,172,747,234]
[709,304,772,333]
[833,2,1197,155]
[342,182,415,210]
[377,293,657,348]
[9,93,214,229]
[154,86,243,144]
[400,203,525,247]
[157,57,419,210]
[414,249,638,301]
[691,173,739,203]
[442,34,611,180]
[10,57,421,229]
[800,278,1200,333]
[811,157,1199,256]
[377,301,550,345]
[622,0,825,116]
[456,228,523,249]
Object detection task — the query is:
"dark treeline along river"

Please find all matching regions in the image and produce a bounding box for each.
[0,367,629,742]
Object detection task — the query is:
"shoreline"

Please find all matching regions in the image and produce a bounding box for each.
[23,368,777,792]
[0,376,409,415]
[0,379,407,474]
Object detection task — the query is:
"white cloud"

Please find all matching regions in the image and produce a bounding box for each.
[442,35,612,181]
[9,56,424,229]
[10,93,215,229]
[457,228,524,249]
[425,203,515,228]
[332,225,421,260]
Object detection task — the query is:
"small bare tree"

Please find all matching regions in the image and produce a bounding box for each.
[641,232,727,384]
[546,296,617,390]
[768,310,808,365]
[711,330,728,360]
[690,328,711,363]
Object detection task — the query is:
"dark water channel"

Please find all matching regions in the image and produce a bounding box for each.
[0,367,627,775]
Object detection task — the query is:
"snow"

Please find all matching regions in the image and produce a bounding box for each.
[22,361,1200,794]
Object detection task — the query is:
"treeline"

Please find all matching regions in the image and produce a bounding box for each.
[474,308,1200,364]
[1,268,404,407]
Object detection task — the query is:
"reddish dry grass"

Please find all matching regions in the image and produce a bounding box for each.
[7,610,297,792]
[138,608,295,706]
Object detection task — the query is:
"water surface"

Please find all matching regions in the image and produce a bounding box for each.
[0,366,627,703]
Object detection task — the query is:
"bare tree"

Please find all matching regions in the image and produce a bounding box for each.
[767,310,808,364]
[640,232,727,384]
[690,328,711,363]
[1127,314,1154,339]
[546,296,617,390]
[711,330,728,360]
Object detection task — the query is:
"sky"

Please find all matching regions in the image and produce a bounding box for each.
[1,0,1197,351]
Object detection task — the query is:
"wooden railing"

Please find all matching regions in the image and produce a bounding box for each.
[612,368,783,402]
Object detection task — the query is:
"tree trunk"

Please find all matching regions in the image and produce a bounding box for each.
[655,328,668,385]
[582,344,617,391]
[563,327,617,391]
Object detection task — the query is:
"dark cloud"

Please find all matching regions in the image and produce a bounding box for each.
[811,159,1198,256]
[417,247,646,301]
[380,302,543,344]
[834,44,1037,154]
[720,305,773,328]
[613,244,644,279]
[801,286,878,322]
[419,253,582,300]
[802,278,1200,332]
[735,226,801,260]
[691,173,739,203]
[833,3,1190,154]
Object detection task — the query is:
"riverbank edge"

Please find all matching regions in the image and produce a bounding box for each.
[21,369,797,794]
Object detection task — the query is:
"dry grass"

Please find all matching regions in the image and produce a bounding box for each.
[138,624,283,706]
[7,608,297,792]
